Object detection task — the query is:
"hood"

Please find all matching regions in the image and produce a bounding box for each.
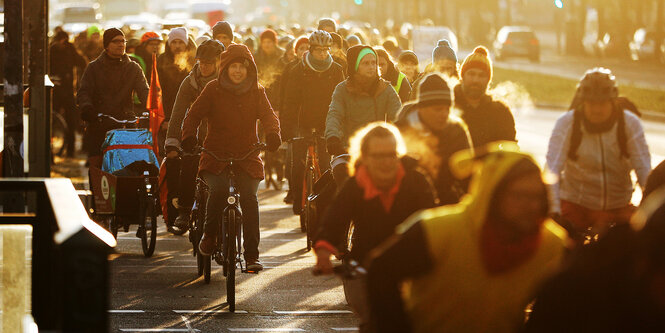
[218,44,259,89]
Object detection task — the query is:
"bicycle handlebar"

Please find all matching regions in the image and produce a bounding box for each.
[97,113,149,125]
[199,143,267,163]
[312,259,366,279]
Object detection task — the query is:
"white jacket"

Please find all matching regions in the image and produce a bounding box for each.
[546,110,651,213]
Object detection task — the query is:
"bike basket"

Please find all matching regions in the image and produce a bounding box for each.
[101,129,159,174]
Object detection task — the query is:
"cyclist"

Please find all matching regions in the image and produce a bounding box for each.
[181,44,281,272]
[454,46,516,148]
[397,51,421,86]
[376,47,412,102]
[546,67,651,239]
[212,21,234,48]
[325,45,401,184]
[314,122,435,333]
[157,27,196,157]
[329,32,347,76]
[395,73,472,205]
[366,146,566,333]
[317,18,337,34]
[282,30,345,215]
[77,28,149,168]
[130,32,163,82]
[165,40,225,229]
[49,29,87,157]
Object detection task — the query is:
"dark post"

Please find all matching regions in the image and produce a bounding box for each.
[3,0,24,179]
[27,0,50,177]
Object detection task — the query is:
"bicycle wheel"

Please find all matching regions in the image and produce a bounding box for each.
[225,209,237,312]
[299,168,310,232]
[140,194,158,257]
[304,169,314,251]
[203,254,211,283]
[51,111,68,158]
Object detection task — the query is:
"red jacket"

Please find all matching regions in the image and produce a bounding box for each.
[182,44,280,179]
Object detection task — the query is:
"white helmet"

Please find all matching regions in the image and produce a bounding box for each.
[308,30,333,48]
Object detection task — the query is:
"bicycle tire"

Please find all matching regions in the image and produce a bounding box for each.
[299,167,311,233]
[304,169,314,251]
[141,195,157,257]
[51,111,68,158]
[226,209,237,312]
[196,251,204,276]
[203,254,211,283]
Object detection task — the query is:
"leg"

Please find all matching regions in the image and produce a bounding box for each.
[178,154,200,209]
[290,140,307,215]
[342,276,373,333]
[236,170,261,261]
[201,170,230,237]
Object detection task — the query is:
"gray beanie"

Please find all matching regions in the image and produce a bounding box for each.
[432,39,457,64]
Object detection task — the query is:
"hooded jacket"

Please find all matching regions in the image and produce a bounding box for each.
[165,63,217,149]
[366,149,567,333]
[181,44,281,179]
[281,55,345,140]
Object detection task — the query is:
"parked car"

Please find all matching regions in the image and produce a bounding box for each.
[630,28,659,61]
[493,26,540,62]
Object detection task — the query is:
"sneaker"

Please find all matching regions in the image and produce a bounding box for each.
[246,258,264,272]
[198,233,215,256]
[174,210,190,229]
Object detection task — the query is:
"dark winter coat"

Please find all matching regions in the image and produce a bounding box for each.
[395,104,472,205]
[281,59,345,140]
[49,41,87,108]
[453,84,516,148]
[77,51,149,156]
[181,44,281,180]
[315,158,436,262]
[157,48,195,121]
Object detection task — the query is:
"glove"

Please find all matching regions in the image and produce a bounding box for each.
[181,136,197,154]
[326,136,345,156]
[266,132,281,152]
[80,105,97,122]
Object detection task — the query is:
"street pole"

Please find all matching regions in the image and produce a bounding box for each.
[26,0,50,177]
[3,0,24,178]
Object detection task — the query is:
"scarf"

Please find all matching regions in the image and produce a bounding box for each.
[195,65,217,90]
[355,163,406,213]
[349,74,380,96]
[480,218,543,275]
[219,69,254,95]
[304,51,333,72]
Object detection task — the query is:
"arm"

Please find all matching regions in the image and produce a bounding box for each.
[399,77,412,103]
[385,85,402,122]
[166,79,197,149]
[132,63,150,108]
[257,87,281,137]
[325,83,346,140]
[181,85,212,142]
[280,67,301,140]
[625,113,652,189]
[366,221,434,333]
[497,102,517,142]
[76,63,95,109]
[545,113,573,214]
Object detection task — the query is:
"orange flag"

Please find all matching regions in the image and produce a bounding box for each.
[147,53,164,155]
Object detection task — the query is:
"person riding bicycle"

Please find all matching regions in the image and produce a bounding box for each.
[395,73,472,206]
[376,47,412,102]
[325,45,402,184]
[165,39,225,229]
[77,28,149,168]
[366,145,567,333]
[282,30,345,215]
[546,67,651,241]
[314,122,435,333]
[181,44,281,272]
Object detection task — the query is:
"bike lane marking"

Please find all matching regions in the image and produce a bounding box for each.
[173,310,249,314]
[272,310,353,315]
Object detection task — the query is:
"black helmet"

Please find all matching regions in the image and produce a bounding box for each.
[196,39,225,62]
[578,67,618,102]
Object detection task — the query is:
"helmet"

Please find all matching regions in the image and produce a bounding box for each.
[309,30,333,48]
[196,39,225,62]
[578,67,618,102]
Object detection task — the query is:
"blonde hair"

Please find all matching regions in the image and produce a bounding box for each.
[348,122,407,176]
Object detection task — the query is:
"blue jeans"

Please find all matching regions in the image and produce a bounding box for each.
[201,168,261,260]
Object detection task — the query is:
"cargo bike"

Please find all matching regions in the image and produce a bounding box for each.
[89,114,161,257]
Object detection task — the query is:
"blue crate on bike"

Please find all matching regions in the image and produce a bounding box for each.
[101,129,159,174]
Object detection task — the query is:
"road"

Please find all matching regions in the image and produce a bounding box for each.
[96,107,665,332]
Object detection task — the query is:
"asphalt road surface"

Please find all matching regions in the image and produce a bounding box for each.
[102,107,664,332]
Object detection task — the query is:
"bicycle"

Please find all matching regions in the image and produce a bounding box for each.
[290,129,325,251]
[195,142,267,313]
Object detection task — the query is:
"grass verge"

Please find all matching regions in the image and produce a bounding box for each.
[492,67,665,113]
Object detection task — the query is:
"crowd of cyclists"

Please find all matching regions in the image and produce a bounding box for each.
[48,16,665,332]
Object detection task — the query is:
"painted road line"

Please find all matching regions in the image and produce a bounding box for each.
[108,310,145,314]
[227,329,305,332]
[332,329,359,332]
[119,329,200,332]
[272,310,353,315]
[173,310,248,314]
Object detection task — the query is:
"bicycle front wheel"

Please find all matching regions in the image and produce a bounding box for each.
[225,208,237,312]
[141,195,158,257]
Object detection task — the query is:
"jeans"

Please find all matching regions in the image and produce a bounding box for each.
[290,139,330,215]
[201,168,261,260]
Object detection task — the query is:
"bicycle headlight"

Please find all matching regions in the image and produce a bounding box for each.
[227,196,236,205]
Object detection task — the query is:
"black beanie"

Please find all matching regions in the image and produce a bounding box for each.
[212,21,233,38]
[417,73,452,108]
[103,28,124,49]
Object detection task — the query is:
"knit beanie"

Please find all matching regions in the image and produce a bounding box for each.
[346,45,376,76]
[461,46,493,80]
[103,28,124,49]
[168,27,188,45]
[346,35,361,47]
[295,36,309,51]
[260,29,278,42]
[398,50,419,65]
[140,31,162,44]
[212,21,233,38]
[318,18,337,32]
[432,39,457,64]
[417,73,452,108]
[87,25,101,39]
